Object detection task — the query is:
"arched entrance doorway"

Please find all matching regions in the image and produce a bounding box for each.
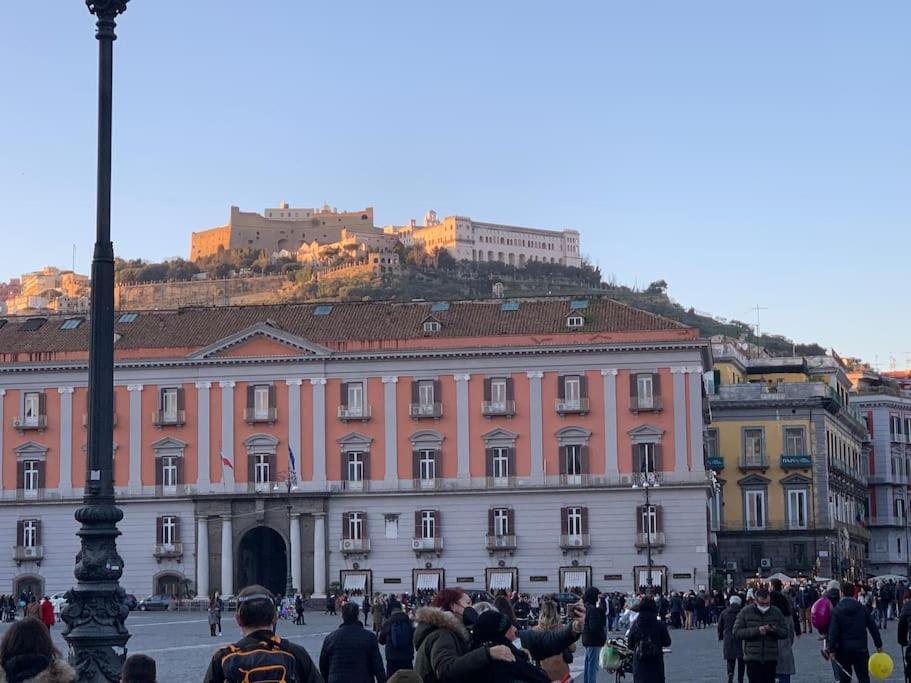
[154,572,188,598]
[237,526,287,596]
[13,575,43,599]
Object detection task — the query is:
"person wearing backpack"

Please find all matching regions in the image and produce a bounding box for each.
[319,602,386,683]
[203,585,322,683]
[627,596,671,683]
[378,606,416,678]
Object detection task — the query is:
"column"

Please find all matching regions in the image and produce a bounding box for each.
[310,379,326,487]
[286,380,302,481]
[196,517,209,598]
[290,513,302,592]
[312,513,327,598]
[382,376,398,483]
[672,368,688,473]
[688,368,706,472]
[601,369,619,477]
[220,381,235,487]
[220,515,234,597]
[128,384,143,494]
[454,374,471,480]
[58,387,74,497]
[0,389,5,496]
[196,382,211,493]
[526,372,544,483]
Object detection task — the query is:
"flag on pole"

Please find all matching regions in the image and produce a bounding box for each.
[221,451,234,470]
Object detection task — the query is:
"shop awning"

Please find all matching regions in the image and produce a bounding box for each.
[489,572,513,592]
[416,573,440,591]
[563,571,587,590]
[343,573,367,591]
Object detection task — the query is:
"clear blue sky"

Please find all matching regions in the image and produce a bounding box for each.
[1,1,908,367]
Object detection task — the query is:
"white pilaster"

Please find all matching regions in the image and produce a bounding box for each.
[196,517,210,598]
[310,379,327,486]
[672,369,688,473]
[57,387,74,497]
[526,372,544,483]
[196,382,211,493]
[382,376,398,482]
[687,368,706,472]
[290,513,302,593]
[286,380,302,481]
[312,513,327,598]
[454,374,471,479]
[601,369,619,476]
[127,384,143,494]
[220,515,234,597]
[0,390,6,495]
[220,381,236,487]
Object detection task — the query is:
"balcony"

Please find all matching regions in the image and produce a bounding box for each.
[152,410,185,427]
[338,404,372,422]
[560,533,591,550]
[412,537,444,553]
[485,534,517,551]
[243,407,278,424]
[339,538,371,554]
[780,454,812,469]
[409,402,443,419]
[740,454,769,470]
[153,543,183,561]
[12,416,47,431]
[707,456,725,471]
[12,545,43,565]
[635,532,666,549]
[482,400,516,417]
[629,396,663,414]
[560,474,589,486]
[555,398,590,415]
[82,413,117,428]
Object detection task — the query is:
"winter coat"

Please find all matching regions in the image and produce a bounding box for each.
[0,656,77,683]
[581,598,607,647]
[207,598,223,626]
[827,597,882,654]
[899,601,911,646]
[627,612,671,683]
[39,601,54,628]
[732,604,788,663]
[717,605,743,661]
[413,607,492,683]
[531,626,574,682]
[776,609,796,675]
[796,587,818,609]
[378,610,415,665]
[318,622,385,683]
[517,622,580,662]
[372,602,385,629]
[669,595,683,614]
[24,603,39,620]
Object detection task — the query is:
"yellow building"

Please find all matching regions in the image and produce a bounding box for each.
[707,340,869,584]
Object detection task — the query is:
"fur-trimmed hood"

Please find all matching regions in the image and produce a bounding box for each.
[0,657,77,683]
[413,606,469,649]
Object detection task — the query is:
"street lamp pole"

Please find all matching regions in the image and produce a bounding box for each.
[645,480,654,596]
[274,471,298,597]
[61,2,131,681]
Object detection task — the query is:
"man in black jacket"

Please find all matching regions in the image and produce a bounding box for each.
[827,582,883,683]
[580,587,606,683]
[319,602,386,683]
[378,606,416,677]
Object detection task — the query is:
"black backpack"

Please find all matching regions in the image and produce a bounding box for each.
[635,634,661,662]
[220,635,300,683]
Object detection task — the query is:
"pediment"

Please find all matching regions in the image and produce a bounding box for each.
[482,427,519,442]
[14,440,48,457]
[151,436,187,451]
[410,430,444,448]
[338,432,373,451]
[556,426,591,446]
[187,323,332,360]
[780,473,812,486]
[738,473,771,487]
[628,424,664,444]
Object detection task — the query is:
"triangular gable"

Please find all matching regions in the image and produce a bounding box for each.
[151,436,187,450]
[780,473,812,486]
[14,440,48,458]
[737,473,771,487]
[187,323,331,360]
[481,427,519,442]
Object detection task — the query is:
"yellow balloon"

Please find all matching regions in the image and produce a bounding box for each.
[868,652,893,680]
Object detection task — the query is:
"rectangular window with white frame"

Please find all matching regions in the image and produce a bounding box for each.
[743,428,765,466]
[787,488,808,529]
[706,429,720,458]
[418,381,435,408]
[493,508,510,536]
[161,516,178,546]
[710,489,722,531]
[347,452,364,490]
[636,374,654,410]
[23,392,40,426]
[347,382,364,414]
[745,489,766,530]
[348,512,364,540]
[641,505,658,541]
[421,510,436,539]
[254,454,271,489]
[638,443,657,474]
[253,385,270,420]
[23,460,40,497]
[22,520,39,548]
[565,445,583,481]
[492,447,510,482]
[564,376,581,406]
[161,388,178,421]
[490,378,507,410]
[566,506,583,536]
[161,456,178,490]
[784,427,806,457]
[419,450,436,486]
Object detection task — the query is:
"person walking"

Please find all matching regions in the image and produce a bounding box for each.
[627,596,671,683]
[208,591,224,637]
[24,597,40,620]
[795,583,817,634]
[39,596,55,632]
[669,592,683,630]
[378,605,416,678]
[718,595,745,683]
[580,586,606,683]
[295,593,306,626]
[326,592,336,616]
[827,581,883,683]
[768,585,796,683]
[0,617,77,683]
[318,602,386,683]
[372,595,386,635]
[362,596,371,628]
[732,587,788,683]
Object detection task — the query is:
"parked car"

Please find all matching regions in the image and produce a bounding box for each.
[49,592,69,616]
[138,594,172,611]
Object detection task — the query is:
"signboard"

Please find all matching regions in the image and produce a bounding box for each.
[383,578,402,584]
[456,577,475,583]
[781,455,812,469]
[672,573,692,579]
[529,576,549,582]
[707,457,725,471]
[603,574,623,581]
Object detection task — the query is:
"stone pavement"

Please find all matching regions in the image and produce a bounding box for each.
[1,610,908,681]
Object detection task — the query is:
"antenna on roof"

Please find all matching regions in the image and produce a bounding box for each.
[750,304,768,337]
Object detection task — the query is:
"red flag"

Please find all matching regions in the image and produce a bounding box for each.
[221,456,234,470]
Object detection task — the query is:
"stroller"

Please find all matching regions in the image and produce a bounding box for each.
[600,636,634,682]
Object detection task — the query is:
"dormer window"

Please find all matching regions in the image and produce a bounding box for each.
[566,315,584,329]
[423,320,441,333]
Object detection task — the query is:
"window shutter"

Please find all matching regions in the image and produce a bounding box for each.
[581,507,589,534]
[248,453,256,484]
[433,450,441,479]
[246,385,254,411]
[342,513,350,539]
[174,517,181,544]
[155,457,163,487]
[636,506,644,533]
[652,372,661,399]
[177,387,186,412]
[268,384,276,410]
[38,392,47,416]
[507,448,515,477]
[175,457,184,486]
[157,388,165,411]
[433,510,441,537]
[268,454,277,481]
[485,448,493,477]
[579,374,588,398]
[16,521,23,546]
[410,380,419,404]
[633,444,640,473]
[412,451,420,480]
[16,461,24,490]
[559,447,567,475]
[558,376,566,400]
[341,453,348,482]
[654,444,663,472]
[340,382,348,408]
[35,521,42,546]
[630,373,639,405]
[483,378,492,402]
[507,508,515,534]
[560,507,569,534]
[580,445,590,474]
[432,380,441,404]
[414,511,421,537]
[712,369,721,393]
[36,461,45,490]
[363,453,371,481]
[156,517,163,545]
[487,509,495,536]
[656,505,663,532]
[506,377,515,401]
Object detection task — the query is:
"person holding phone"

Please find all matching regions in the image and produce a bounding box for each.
[732,588,788,683]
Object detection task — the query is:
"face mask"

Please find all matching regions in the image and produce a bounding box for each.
[461,606,479,627]
[756,605,770,614]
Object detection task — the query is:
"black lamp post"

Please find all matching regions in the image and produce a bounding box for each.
[634,472,659,595]
[61,2,131,681]
[274,470,299,597]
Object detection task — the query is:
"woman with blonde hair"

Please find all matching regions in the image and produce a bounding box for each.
[534,600,575,682]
